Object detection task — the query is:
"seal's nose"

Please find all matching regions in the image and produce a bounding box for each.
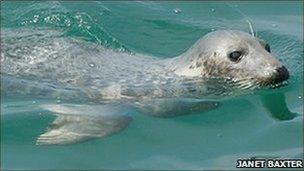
[273,66,289,84]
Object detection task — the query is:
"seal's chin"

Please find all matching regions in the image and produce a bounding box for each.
[225,76,289,90]
[261,79,289,89]
[223,77,260,90]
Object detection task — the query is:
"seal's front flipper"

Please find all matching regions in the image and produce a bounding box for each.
[37,104,132,145]
[135,98,219,118]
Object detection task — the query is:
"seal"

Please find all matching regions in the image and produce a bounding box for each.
[1,29,289,144]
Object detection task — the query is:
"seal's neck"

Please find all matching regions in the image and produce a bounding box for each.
[165,45,209,77]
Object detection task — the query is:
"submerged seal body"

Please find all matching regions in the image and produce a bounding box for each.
[1,29,289,144]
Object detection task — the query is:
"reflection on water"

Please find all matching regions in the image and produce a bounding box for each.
[261,93,299,120]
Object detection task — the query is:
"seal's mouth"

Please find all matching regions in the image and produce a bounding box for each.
[211,65,290,91]
[263,66,290,88]
[268,66,289,85]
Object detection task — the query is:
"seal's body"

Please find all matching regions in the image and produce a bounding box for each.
[1,30,215,101]
[1,29,289,144]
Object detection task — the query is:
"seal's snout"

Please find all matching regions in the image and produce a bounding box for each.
[273,66,289,84]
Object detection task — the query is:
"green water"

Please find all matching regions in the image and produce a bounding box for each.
[1,1,303,170]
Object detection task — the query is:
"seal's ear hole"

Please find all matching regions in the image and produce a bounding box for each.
[228,51,242,62]
[265,43,271,53]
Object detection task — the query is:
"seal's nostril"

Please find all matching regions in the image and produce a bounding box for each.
[276,66,289,79]
[274,66,289,83]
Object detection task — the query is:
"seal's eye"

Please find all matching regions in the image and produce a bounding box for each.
[265,44,271,53]
[228,51,242,62]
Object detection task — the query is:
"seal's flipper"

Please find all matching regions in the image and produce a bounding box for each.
[135,98,219,118]
[37,104,132,145]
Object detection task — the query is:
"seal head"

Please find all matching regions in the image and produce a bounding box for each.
[171,30,289,89]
